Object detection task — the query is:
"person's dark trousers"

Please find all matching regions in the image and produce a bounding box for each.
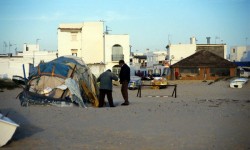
[121,81,129,104]
[98,89,115,107]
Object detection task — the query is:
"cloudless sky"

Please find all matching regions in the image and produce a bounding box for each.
[0,0,249,54]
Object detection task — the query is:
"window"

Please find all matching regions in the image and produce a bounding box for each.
[71,49,78,56]
[210,68,230,77]
[112,65,121,76]
[180,67,199,74]
[130,58,133,65]
[112,44,124,61]
[180,67,199,77]
[233,48,235,53]
[71,32,77,41]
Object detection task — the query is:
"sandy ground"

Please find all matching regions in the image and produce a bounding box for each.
[0,79,250,150]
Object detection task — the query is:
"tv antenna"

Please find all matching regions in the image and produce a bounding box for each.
[105,26,112,34]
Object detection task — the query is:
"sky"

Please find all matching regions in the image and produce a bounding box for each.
[0,0,249,54]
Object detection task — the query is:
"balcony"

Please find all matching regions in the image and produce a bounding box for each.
[112,54,124,61]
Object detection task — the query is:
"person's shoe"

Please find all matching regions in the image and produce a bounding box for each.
[121,102,129,106]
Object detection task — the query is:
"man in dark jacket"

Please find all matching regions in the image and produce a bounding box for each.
[119,60,130,106]
[97,69,118,107]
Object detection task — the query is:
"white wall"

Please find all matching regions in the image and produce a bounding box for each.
[81,22,104,64]
[58,22,104,64]
[146,51,167,68]
[230,46,250,62]
[57,21,131,76]
[224,45,227,59]
[0,57,30,78]
[146,52,158,68]
[0,44,57,79]
[23,44,39,53]
[104,34,130,70]
[168,44,196,65]
[58,23,83,57]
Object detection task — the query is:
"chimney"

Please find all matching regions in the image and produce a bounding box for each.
[190,37,196,44]
[206,37,211,44]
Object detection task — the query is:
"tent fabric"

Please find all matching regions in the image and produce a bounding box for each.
[29,56,85,78]
[65,78,86,108]
[38,62,70,78]
[23,56,99,107]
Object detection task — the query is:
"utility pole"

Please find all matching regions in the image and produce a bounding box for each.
[215,36,220,44]
[3,41,8,54]
[9,41,12,53]
[129,45,132,56]
[36,38,40,50]
[168,34,171,45]
[34,38,40,65]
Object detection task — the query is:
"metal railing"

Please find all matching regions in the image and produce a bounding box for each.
[112,54,124,61]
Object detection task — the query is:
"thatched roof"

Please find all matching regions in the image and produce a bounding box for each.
[171,50,237,68]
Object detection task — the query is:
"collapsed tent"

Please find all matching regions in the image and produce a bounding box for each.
[17,56,99,107]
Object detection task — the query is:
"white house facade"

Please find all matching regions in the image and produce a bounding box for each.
[57,21,130,76]
[22,44,57,66]
[104,34,130,75]
[230,46,250,62]
[167,43,196,65]
[146,51,167,68]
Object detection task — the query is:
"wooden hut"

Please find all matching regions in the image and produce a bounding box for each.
[171,50,237,80]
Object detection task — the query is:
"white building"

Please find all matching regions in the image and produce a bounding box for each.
[22,44,57,66]
[166,37,227,65]
[146,51,167,68]
[0,44,57,79]
[230,46,250,62]
[0,21,129,79]
[58,22,104,63]
[57,21,130,76]
[145,50,168,76]
[104,34,130,72]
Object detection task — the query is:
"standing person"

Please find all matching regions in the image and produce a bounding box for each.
[175,71,179,80]
[97,69,118,107]
[119,60,130,106]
